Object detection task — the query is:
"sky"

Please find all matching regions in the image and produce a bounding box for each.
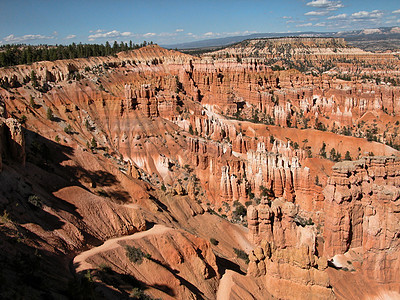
[0,0,400,46]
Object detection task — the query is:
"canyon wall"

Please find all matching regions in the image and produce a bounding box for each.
[247,198,334,299]
[0,40,400,299]
[324,157,400,284]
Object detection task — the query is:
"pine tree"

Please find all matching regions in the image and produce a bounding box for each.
[315,175,320,186]
[90,137,97,149]
[46,107,54,121]
[319,142,327,158]
[345,151,352,161]
[31,70,38,88]
[29,95,35,107]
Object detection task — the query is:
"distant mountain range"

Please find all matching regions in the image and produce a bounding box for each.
[164,27,400,52]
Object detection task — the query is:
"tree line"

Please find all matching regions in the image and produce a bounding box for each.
[0,41,154,68]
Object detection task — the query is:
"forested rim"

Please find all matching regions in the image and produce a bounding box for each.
[0,40,155,68]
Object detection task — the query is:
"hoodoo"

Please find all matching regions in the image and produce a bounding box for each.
[0,29,400,299]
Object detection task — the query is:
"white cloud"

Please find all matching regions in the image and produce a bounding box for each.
[327,13,347,19]
[65,34,76,39]
[282,16,292,19]
[351,11,370,18]
[351,10,383,19]
[314,22,326,26]
[197,30,257,39]
[305,10,328,16]
[3,34,54,43]
[89,29,104,33]
[296,23,313,27]
[88,30,133,41]
[242,30,258,35]
[159,32,177,37]
[143,32,156,37]
[306,0,343,10]
[385,19,397,24]
[175,29,184,32]
[393,9,400,14]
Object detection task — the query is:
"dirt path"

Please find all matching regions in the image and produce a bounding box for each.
[216,270,235,300]
[73,224,171,272]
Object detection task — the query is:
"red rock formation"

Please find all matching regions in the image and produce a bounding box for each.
[323,157,400,285]
[73,225,220,299]
[0,41,399,299]
[247,198,334,299]
[0,117,25,167]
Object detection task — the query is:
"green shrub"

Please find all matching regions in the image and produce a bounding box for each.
[125,245,150,265]
[0,210,11,224]
[98,263,112,274]
[64,124,73,134]
[46,108,54,121]
[294,215,314,227]
[233,248,249,264]
[129,287,154,300]
[210,238,219,246]
[19,115,27,124]
[234,204,247,217]
[28,195,42,208]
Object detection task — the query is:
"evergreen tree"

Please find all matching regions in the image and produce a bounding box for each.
[315,175,320,186]
[90,137,97,149]
[319,142,327,158]
[31,70,38,88]
[0,41,150,67]
[46,107,54,121]
[29,95,36,107]
[345,151,352,161]
[105,41,111,55]
[330,148,341,162]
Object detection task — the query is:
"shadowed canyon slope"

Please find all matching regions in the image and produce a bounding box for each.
[0,39,400,299]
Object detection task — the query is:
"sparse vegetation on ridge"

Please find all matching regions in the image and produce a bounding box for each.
[0,41,155,68]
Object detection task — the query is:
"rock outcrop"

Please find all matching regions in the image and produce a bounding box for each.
[323,157,400,285]
[247,198,334,299]
[0,117,25,168]
[73,225,220,299]
[0,40,399,299]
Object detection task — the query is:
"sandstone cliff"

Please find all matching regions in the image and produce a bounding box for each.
[324,157,400,285]
[0,41,399,299]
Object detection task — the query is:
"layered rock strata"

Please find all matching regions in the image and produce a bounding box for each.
[323,156,400,285]
[247,198,334,299]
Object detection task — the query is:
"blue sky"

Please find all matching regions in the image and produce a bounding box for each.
[1,0,400,46]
